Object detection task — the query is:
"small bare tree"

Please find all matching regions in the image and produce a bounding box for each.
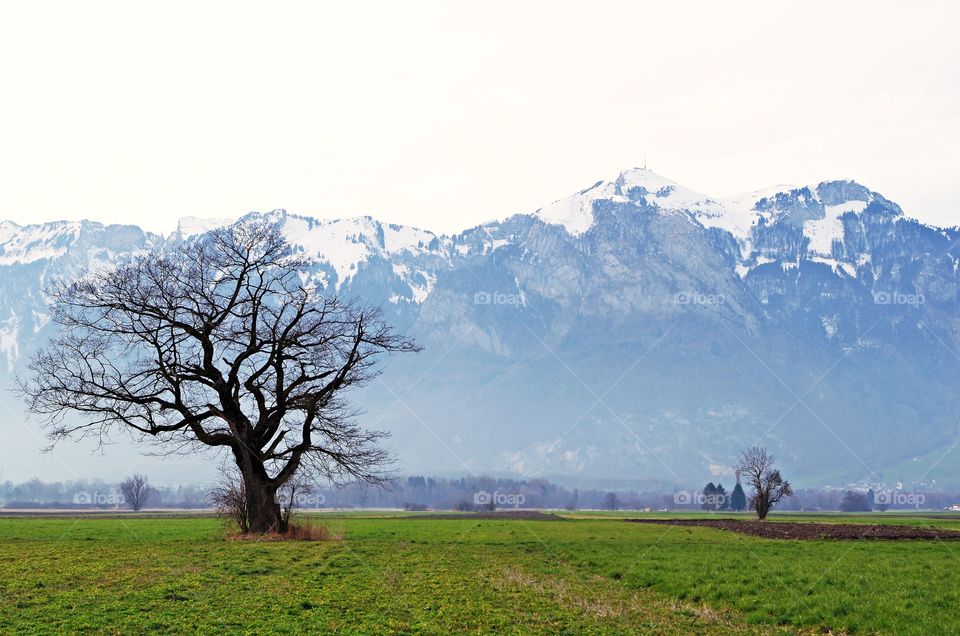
[277,474,317,531]
[735,447,793,520]
[20,223,419,533]
[119,473,152,511]
[211,466,250,533]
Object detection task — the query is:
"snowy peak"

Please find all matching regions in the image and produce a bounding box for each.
[537,169,899,255]
[528,170,912,283]
[532,169,897,245]
[752,181,880,221]
[240,210,437,255]
[0,220,91,266]
[235,209,442,295]
[615,167,722,215]
[530,168,886,240]
[0,220,158,271]
[534,167,721,236]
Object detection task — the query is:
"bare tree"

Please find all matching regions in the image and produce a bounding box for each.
[119,473,152,511]
[734,447,793,520]
[277,474,317,531]
[211,464,250,533]
[20,223,419,533]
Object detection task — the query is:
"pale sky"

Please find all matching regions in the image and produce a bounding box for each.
[1,1,958,235]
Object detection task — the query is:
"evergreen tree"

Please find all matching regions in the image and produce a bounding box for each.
[714,483,729,510]
[701,482,717,510]
[731,482,747,511]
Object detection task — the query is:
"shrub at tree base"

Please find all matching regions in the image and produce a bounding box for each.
[228,521,344,542]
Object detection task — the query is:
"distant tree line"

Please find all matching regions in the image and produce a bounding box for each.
[0,478,207,509]
[326,476,663,511]
[1,477,957,512]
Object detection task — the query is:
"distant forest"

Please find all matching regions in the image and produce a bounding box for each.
[2,476,958,512]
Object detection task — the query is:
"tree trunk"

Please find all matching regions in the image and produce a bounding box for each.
[756,500,769,520]
[245,475,281,533]
[236,453,282,534]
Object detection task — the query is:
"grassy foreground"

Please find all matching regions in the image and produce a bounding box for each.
[1,512,958,634]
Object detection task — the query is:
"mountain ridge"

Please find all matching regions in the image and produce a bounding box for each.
[1,168,958,489]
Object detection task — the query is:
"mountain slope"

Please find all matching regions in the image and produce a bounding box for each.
[1,169,958,489]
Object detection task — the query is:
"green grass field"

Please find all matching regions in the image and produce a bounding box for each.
[1,512,958,634]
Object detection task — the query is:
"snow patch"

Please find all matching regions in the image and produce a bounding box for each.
[706,185,796,241]
[535,181,623,235]
[804,200,866,256]
[822,315,839,339]
[382,224,435,254]
[268,213,440,299]
[408,271,436,303]
[0,311,20,371]
[284,216,371,286]
[32,310,50,333]
[0,221,81,265]
[809,256,856,278]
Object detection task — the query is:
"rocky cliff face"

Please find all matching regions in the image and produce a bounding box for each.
[2,169,958,488]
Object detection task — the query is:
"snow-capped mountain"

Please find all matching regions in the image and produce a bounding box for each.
[535,168,726,235]
[2,168,959,488]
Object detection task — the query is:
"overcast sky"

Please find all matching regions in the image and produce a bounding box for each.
[1,1,957,235]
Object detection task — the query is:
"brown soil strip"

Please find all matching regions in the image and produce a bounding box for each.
[624,517,960,540]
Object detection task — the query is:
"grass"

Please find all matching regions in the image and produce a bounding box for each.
[1,512,958,634]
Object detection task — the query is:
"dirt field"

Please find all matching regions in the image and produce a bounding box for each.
[624,517,960,540]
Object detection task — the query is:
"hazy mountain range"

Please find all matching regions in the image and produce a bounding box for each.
[2,168,958,489]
